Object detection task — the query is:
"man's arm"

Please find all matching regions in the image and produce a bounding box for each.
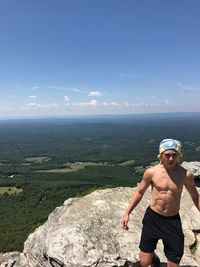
[121,168,152,230]
[184,171,200,211]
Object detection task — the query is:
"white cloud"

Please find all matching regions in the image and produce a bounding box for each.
[102,102,109,106]
[102,101,120,107]
[173,82,200,94]
[131,98,174,108]
[73,99,98,107]
[0,106,17,112]
[124,101,130,107]
[25,102,59,110]
[47,86,86,94]
[71,88,84,93]
[89,100,98,107]
[64,96,70,102]
[64,96,70,106]
[88,91,102,97]
[47,86,103,97]
[2,89,200,116]
[110,101,119,106]
[163,100,171,106]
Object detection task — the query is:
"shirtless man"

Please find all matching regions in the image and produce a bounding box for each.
[121,138,200,267]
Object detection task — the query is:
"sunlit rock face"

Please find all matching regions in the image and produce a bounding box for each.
[24,187,200,267]
[182,161,200,177]
[0,252,29,267]
[1,186,200,267]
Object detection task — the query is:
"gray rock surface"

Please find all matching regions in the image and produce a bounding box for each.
[182,161,200,177]
[1,187,200,267]
[0,252,29,267]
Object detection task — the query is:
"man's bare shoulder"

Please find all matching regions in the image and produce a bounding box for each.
[178,165,192,177]
[184,168,194,179]
[144,164,162,176]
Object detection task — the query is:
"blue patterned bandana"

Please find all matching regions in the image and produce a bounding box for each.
[158,138,183,157]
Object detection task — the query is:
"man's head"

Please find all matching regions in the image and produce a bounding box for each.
[158,138,183,168]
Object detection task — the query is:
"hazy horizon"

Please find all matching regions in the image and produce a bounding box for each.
[0,111,200,121]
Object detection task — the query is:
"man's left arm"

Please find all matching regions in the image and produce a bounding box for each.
[184,171,200,211]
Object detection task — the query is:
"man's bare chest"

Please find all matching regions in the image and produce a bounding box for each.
[152,173,184,192]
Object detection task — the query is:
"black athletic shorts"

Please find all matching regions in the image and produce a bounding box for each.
[139,206,184,264]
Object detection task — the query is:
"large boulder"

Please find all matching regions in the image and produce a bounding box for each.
[24,187,200,266]
[1,187,200,267]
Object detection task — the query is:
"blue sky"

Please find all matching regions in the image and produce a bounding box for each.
[0,0,200,117]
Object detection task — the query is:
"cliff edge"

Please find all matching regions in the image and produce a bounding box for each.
[0,186,200,267]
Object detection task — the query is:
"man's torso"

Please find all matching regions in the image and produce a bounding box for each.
[149,164,187,216]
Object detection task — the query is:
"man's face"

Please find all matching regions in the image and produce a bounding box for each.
[161,149,180,169]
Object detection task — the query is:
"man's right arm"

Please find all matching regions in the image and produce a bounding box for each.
[121,168,153,230]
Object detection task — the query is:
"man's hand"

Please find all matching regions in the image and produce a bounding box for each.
[121,213,129,230]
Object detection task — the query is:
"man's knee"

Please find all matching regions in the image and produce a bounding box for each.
[167,259,180,267]
[139,251,153,267]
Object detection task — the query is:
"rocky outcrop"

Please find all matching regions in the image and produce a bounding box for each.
[1,186,200,267]
[182,161,200,177]
[0,252,29,267]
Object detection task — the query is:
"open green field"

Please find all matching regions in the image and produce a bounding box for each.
[37,162,107,173]
[36,160,137,173]
[24,156,51,163]
[0,187,23,195]
[118,159,136,166]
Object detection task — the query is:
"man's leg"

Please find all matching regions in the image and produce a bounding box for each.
[162,214,184,267]
[167,260,179,267]
[139,251,154,267]
[139,207,160,266]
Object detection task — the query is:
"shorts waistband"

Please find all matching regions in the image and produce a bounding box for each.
[148,206,180,220]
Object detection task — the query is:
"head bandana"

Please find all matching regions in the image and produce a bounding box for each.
[158,138,183,159]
